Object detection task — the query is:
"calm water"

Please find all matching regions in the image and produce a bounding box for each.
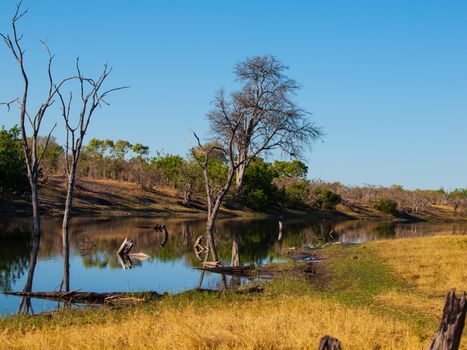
[0,216,466,315]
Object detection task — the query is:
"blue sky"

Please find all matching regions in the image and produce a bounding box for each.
[0,0,466,189]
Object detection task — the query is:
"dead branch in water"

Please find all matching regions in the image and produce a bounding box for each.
[4,290,162,304]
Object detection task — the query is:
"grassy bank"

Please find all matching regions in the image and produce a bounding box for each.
[1,235,466,349]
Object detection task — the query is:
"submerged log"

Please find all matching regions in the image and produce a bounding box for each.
[196,264,255,276]
[4,290,162,304]
[117,238,134,255]
[317,335,342,350]
[428,288,466,350]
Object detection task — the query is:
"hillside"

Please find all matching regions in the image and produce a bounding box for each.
[0,176,465,221]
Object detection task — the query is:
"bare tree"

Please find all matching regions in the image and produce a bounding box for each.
[1,2,74,313]
[208,55,322,200]
[57,60,126,291]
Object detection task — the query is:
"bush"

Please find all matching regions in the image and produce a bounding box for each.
[373,198,398,215]
[311,188,341,211]
[284,181,309,209]
[0,126,28,195]
[242,158,280,211]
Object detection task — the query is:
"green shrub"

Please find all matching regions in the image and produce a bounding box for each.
[311,188,341,211]
[242,158,280,211]
[373,198,398,215]
[284,181,310,209]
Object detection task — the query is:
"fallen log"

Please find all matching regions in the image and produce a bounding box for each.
[4,290,162,304]
[428,288,466,350]
[196,264,255,276]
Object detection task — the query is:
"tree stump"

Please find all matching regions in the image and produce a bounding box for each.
[428,289,466,350]
[117,238,134,255]
[317,335,342,350]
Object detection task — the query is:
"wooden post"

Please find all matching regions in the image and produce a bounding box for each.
[428,289,466,350]
[318,335,342,350]
[117,238,134,256]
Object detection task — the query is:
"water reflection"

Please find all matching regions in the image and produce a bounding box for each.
[0,216,466,315]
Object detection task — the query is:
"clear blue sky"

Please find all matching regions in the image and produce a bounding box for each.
[1,1,466,190]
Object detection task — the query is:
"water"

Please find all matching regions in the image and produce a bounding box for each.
[0,216,466,315]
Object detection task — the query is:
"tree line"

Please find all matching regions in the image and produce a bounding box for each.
[1,129,465,216]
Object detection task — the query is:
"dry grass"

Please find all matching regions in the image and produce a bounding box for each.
[1,295,421,350]
[371,235,467,296]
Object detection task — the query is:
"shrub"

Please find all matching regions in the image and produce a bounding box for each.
[311,188,341,211]
[242,158,280,211]
[373,198,398,215]
[284,181,310,209]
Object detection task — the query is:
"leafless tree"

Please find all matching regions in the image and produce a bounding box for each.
[208,56,322,200]
[57,60,126,291]
[1,2,74,314]
[193,87,310,262]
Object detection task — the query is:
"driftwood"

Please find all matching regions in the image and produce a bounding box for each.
[130,252,150,261]
[428,289,466,350]
[318,335,342,350]
[117,238,134,255]
[196,264,255,276]
[4,290,162,304]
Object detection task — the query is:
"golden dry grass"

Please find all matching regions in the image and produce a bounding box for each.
[371,235,467,296]
[1,296,421,350]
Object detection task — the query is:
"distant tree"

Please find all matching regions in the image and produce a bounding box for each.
[35,136,63,180]
[272,160,308,179]
[110,140,132,180]
[0,126,28,195]
[207,55,322,200]
[132,143,150,189]
[110,139,132,161]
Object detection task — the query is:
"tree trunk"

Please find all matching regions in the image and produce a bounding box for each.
[19,180,41,314]
[61,170,76,292]
[428,289,466,350]
[205,218,219,262]
[235,160,246,201]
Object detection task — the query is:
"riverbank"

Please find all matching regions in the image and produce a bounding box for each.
[1,176,465,222]
[0,235,465,349]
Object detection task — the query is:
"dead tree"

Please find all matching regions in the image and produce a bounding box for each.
[1,2,74,314]
[57,60,126,292]
[193,76,312,263]
[207,56,322,200]
[428,289,466,350]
